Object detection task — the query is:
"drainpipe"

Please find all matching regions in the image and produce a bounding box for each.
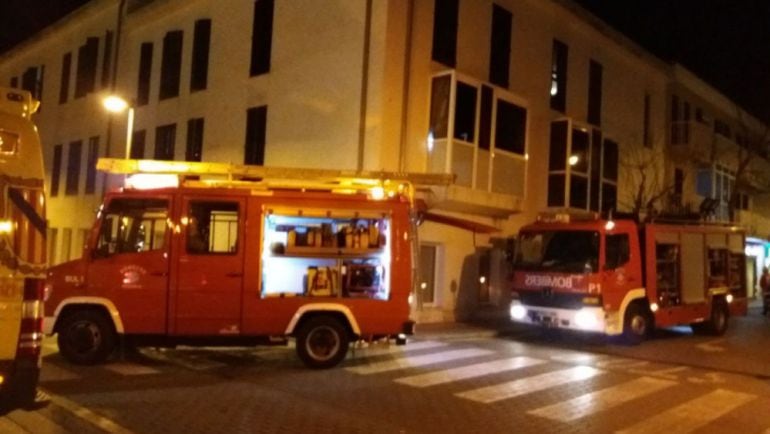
[398,0,414,172]
[357,0,373,171]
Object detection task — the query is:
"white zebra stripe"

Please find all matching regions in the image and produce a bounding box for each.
[528,376,676,422]
[346,348,493,375]
[456,365,602,404]
[616,389,755,434]
[395,356,545,388]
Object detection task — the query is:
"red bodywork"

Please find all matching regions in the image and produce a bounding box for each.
[512,217,747,333]
[46,187,412,338]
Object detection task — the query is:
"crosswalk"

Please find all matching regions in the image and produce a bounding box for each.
[39,338,770,433]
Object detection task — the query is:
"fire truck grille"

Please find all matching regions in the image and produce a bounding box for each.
[518,291,585,310]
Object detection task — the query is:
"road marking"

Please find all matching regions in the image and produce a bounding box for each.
[39,363,81,382]
[456,365,603,404]
[616,389,755,434]
[350,340,448,358]
[140,349,228,371]
[41,387,137,434]
[346,348,493,375]
[695,339,726,353]
[395,356,546,388]
[528,376,676,422]
[103,362,162,376]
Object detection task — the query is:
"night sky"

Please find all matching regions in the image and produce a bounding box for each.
[1,0,768,122]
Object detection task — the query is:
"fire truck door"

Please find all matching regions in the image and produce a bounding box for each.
[87,197,171,333]
[174,197,245,335]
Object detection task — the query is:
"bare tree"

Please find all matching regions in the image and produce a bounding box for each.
[619,138,677,221]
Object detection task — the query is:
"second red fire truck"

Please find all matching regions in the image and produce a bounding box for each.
[509,213,747,343]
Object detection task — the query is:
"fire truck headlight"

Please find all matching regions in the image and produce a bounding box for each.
[574,309,600,330]
[726,294,734,304]
[510,302,527,321]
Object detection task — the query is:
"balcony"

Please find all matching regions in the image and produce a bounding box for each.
[426,71,528,217]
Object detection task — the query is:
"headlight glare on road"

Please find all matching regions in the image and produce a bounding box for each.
[574,309,599,330]
[510,303,527,320]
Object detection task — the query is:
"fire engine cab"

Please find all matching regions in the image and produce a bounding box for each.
[44,159,450,368]
[509,213,748,343]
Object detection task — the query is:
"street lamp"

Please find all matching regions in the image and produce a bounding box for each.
[102,95,134,159]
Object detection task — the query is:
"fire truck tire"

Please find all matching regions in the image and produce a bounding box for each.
[706,300,730,336]
[295,316,350,369]
[622,303,651,345]
[57,310,117,365]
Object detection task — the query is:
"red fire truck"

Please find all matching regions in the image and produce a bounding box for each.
[509,213,748,343]
[0,88,46,409]
[44,159,450,368]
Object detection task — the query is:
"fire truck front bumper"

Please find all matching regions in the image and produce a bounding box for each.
[509,300,606,333]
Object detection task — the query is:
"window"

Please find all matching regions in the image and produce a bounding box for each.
[186,202,239,254]
[10,77,18,88]
[495,99,526,155]
[673,167,684,205]
[65,140,82,196]
[186,118,204,162]
[550,39,568,112]
[428,75,451,140]
[587,60,602,126]
[489,4,512,88]
[75,37,99,98]
[85,136,99,194]
[454,82,477,142]
[605,234,630,270]
[22,66,44,101]
[514,230,599,273]
[714,119,731,138]
[137,42,153,106]
[94,198,169,258]
[478,85,493,150]
[101,30,113,89]
[154,124,176,160]
[59,52,71,104]
[51,145,63,197]
[159,30,183,100]
[245,105,267,165]
[547,120,617,211]
[250,0,274,76]
[431,0,459,67]
[131,130,146,159]
[190,19,211,91]
[643,93,651,148]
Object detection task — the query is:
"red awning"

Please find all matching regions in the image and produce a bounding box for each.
[421,211,500,234]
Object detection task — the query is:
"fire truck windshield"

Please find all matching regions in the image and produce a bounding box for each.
[514,230,599,273]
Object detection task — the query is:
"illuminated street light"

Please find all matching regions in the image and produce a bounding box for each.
[103,95,135,159]
[568,155,580,166]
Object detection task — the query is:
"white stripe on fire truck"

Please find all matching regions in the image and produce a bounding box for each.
[456,365,603,404]
[616,389,755,434]
[528,376,676,422]
[346,348,494,375]
[394,356,545,388]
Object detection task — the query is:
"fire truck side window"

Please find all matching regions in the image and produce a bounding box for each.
[605,234,630,270]
[186,201,239,254]
[94,198,169,258]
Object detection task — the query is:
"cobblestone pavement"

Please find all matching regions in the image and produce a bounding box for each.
[2,314,770,434]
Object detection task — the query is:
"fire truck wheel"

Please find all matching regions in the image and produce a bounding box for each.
[622,303,651,345]
[707,300,730,336]
[57,310,116,365]
[296,316,350,369]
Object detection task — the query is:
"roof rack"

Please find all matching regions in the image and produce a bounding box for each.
[97,158,455,204]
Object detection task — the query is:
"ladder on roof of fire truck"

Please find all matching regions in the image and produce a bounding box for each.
[96,158,455,203]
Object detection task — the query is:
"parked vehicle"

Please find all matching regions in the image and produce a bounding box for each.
[0,88,46,408]
[509,213,747,343]
[45,159,448,368]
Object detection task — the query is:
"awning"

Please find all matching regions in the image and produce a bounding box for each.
[421,211,500,234]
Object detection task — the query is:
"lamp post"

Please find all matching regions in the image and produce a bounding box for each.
[103,95,134,159]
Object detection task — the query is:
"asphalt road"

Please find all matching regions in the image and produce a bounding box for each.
[3,311,770,433]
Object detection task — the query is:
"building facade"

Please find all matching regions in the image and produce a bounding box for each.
[1,0,768,322]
